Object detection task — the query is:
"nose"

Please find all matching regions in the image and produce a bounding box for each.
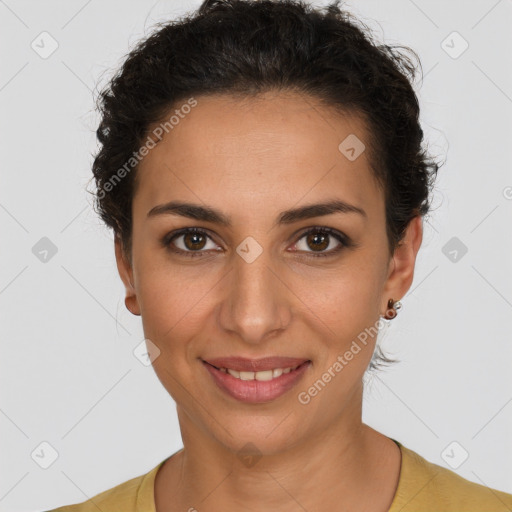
[218,246,292,346]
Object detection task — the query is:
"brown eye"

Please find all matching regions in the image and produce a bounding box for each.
[292,227,349,258]
[305,231,330,252]
[163,228,219,257]
[183,231,207,251]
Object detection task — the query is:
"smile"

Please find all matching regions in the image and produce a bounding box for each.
[211,364,304,381]
[201,359,311,403]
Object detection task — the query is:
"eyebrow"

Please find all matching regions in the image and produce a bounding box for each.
[147,199,367,227]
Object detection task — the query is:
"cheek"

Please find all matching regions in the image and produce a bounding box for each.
[134,253,220,350]
[298,263,383,326]
[135,264,214,397]
[295,277,382,405]
[296,264,385,374]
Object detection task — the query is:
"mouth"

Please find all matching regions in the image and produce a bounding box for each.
[203,359,310,380]
[202,355,310,373]
[201,357,312,403]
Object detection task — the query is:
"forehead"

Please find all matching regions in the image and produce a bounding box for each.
[135,91,383,222]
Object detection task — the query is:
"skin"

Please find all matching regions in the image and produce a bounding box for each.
[114,90,423,511]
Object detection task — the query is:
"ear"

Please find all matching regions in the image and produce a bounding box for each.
[114,235,141,316]
[381,215,423,315]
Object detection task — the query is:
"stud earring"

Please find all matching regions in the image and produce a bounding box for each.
[383,298,402,320]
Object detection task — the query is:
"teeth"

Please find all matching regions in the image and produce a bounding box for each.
[223,364,303,380]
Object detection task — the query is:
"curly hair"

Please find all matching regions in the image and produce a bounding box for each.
[89,0,441,372]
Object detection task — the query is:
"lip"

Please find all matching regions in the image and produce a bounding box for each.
[202,356,310,372]
[202,359,311,404]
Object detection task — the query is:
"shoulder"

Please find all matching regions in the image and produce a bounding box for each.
[46,459,166,512]
[389,440,512,512]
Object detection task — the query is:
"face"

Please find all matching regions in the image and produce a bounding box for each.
[115,91,422,455]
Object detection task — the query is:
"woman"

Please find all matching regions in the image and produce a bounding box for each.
[49,0,512,510]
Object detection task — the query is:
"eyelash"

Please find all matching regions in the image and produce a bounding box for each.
[161,226,352,259]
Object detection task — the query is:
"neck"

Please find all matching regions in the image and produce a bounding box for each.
[155,388,401,512]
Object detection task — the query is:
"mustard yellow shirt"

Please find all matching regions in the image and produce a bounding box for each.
[48,440,512,511]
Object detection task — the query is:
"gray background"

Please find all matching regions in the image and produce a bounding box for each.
[1,0,511,510]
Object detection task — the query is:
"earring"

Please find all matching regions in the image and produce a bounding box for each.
[383,298,402,320]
